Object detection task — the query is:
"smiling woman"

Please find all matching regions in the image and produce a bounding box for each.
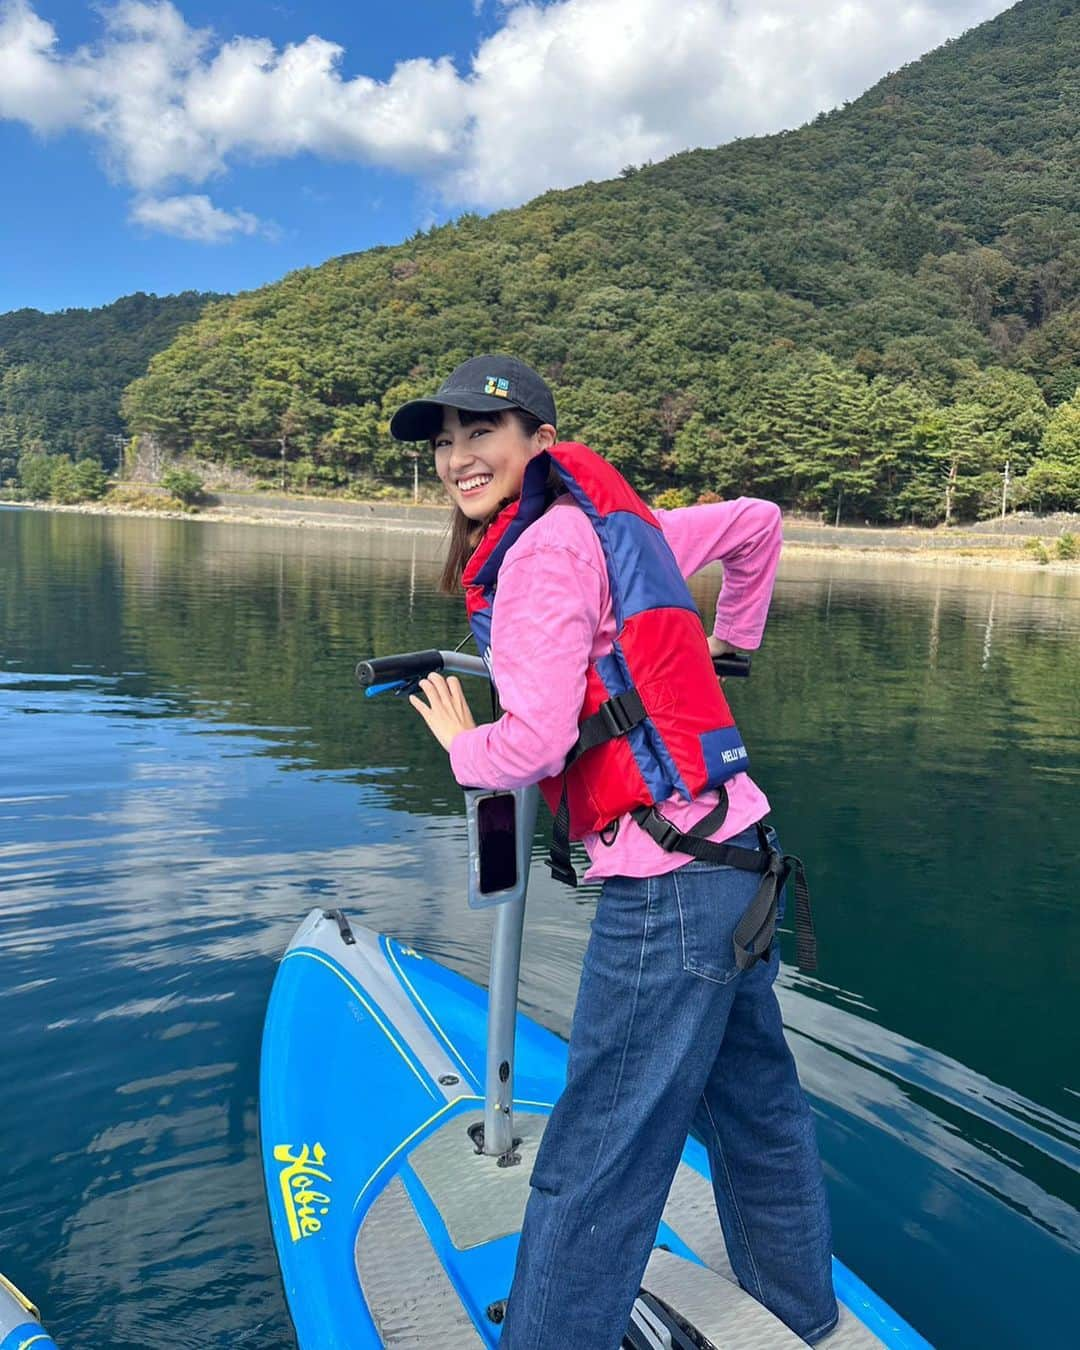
[384,353,845,1349]
[433,408,548,515]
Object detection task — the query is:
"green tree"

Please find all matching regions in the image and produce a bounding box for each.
[1040,391,1080,464]
[1018,461,1080,513]
[160,466,205,505]
[48,455,82,504]
[73,458,108,500]
[17,452,54,499]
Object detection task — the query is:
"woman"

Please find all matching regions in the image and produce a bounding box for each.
[390,355,837,1349]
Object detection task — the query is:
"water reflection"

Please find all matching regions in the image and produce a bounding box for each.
[1,508,1078,1349]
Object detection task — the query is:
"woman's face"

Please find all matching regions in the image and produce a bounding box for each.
[433,407,551,519]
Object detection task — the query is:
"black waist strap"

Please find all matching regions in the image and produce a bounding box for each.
[546,782,729,889]
[630,806,818,974]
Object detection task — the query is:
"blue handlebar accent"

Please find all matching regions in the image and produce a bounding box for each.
[364,680,407,698]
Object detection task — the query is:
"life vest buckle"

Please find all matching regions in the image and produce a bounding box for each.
[649,812,683,853]
[597,692,640,739]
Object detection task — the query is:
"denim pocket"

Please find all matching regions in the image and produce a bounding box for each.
[671,863,755,985]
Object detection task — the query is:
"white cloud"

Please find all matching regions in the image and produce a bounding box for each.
[130,193,259,242]
[0,0,1012,228]
[447,0,1009,207]
[0,0,89,129]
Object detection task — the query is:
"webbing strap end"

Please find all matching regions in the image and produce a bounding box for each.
[548,857,579,887]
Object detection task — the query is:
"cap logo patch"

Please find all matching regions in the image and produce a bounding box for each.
[484,376,510,397]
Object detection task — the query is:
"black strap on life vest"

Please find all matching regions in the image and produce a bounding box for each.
[547,689,648,886]
[564,689,647,767]
[543,689,817,975]
[548,783,578,886]
[631,806,817,973]
[546,685,729,885]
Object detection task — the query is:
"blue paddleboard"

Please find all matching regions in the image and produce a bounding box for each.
[0,1272,58,1350]
[260,908,932,1349]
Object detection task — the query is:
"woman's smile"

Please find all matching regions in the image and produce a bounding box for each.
[455,471,495,497]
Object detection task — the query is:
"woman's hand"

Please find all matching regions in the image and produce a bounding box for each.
[707,635,738,659]
[409,672,477,753]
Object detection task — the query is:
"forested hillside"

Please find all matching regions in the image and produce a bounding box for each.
[13,0,1080,521]
[0,291,217,481]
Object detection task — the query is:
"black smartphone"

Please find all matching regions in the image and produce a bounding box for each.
[476,792,518,894]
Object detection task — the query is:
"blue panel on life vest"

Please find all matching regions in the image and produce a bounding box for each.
[599,511,698,628]
[700,724,750,785]
[593,648,632,697]
[470,604,493,660]
[640,713,693,802]
[594,650,672,803]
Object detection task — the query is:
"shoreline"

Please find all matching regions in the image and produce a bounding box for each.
[4,494,1079,573]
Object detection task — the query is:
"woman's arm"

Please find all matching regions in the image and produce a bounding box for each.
[657,498,782,651]
[448,531,606,790]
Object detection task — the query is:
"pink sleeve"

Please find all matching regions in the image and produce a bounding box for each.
[656,498,782,650]
[449,534,606,790]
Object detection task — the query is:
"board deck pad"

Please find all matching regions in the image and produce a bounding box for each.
[409,1113,547,1250]
[355,1176,486,1347]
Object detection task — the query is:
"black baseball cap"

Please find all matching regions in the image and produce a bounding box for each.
[389,355,557,442]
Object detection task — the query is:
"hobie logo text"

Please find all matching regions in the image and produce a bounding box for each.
[274,1142,332,1242]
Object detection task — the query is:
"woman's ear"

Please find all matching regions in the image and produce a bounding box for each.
[534,423,557,452]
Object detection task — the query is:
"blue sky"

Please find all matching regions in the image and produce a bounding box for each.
[0,0,1010,314]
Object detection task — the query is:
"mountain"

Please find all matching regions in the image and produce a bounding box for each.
[21,1,1080,519]
[0,291,220,479]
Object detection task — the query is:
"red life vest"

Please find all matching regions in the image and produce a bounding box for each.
[463,442,748,839]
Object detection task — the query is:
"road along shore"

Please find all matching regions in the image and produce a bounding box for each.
[4,493,1078,572]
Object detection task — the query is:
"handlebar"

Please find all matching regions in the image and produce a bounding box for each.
[714,652,751,678]
[355,648,489,696]
[357,646,749,696]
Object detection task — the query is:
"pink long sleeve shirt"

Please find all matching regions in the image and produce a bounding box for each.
[449,495,782,881]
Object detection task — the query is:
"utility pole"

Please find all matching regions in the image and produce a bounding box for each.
[407,450,419,503]
[1001,459,1010,520]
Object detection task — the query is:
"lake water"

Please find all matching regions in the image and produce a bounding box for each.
[1,505,1078,1350]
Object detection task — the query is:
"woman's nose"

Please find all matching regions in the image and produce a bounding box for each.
[447,438,475,467]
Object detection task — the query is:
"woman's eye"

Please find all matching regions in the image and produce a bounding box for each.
[470,427,490,438]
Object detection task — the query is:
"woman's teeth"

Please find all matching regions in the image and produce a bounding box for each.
[457,474,493,493]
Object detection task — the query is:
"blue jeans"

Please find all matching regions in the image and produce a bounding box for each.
[500,825,837,1349]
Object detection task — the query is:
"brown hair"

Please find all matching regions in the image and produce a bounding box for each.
[436,407,558,593]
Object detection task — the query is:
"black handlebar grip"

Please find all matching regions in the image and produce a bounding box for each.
[356,647,747,687]
[713,653,751,678]
[355,649,446,687]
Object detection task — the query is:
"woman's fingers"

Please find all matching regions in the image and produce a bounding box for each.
[408,692,434,725]
[405,672,476,758]
[445,675,474,726]
[419,673,454,714]
[408,673,473,752]
[419,673,474,723]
